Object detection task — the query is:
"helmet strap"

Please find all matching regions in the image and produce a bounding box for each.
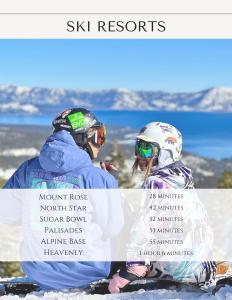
[71,133,94,160]
[88,128,102,149]
[84,143,94,160]
[152,157,159,167]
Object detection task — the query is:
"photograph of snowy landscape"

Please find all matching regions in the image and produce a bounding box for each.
[0,85,232,188]
[0,40,232,299]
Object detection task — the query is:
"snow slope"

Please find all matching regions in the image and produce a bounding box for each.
[1,285,232,300]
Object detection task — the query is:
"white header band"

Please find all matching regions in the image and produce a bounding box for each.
[0,14,232,38]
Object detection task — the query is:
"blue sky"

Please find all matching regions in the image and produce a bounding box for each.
[0,40,232,92]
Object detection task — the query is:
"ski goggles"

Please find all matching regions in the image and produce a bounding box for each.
[90,125,106,147]
[135,139,160,159]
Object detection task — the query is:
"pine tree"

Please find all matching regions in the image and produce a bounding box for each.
[218,171,232,188]
[0,262,23,278]
[107,141,135,188]
[0,179,6,188]
[0,179,23,277]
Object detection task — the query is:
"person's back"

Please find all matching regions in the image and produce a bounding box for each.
[109,122,216,293]
[4,108,123,290]
[143,160,194,190]
[7,130,117,190]
[142,159,214,284]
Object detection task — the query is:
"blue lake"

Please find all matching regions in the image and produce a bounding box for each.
[0,111,232,159]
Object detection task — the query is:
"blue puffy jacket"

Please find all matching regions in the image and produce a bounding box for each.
[3,130,122,290]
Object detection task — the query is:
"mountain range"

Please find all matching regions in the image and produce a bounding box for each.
[1,85,232,113]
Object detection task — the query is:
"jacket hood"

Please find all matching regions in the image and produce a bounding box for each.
[150,160,194,189]
[39,130,92,173]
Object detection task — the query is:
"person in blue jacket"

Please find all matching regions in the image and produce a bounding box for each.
[3,108,123,290]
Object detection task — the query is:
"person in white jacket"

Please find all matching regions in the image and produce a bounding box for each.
[109,122,216,293]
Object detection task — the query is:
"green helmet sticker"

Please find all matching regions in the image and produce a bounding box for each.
[68,112,86,129]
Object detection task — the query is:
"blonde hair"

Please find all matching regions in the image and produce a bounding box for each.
[132,157,155,181]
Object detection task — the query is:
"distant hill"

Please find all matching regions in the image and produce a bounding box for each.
[1,85,232,113]
[0,125,231,188]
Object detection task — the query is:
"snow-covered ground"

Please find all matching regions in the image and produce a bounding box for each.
[0,148,39,157]
[1,273,232,299]
[1,284,232,300]
[0,168,15,180]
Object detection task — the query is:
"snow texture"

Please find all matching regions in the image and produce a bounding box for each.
[1,85,232,113]
[0,168,15,180]
[0,148,39,157]
[1,285,232,300]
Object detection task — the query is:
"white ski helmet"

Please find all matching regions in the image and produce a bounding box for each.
[136,122,182,168]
